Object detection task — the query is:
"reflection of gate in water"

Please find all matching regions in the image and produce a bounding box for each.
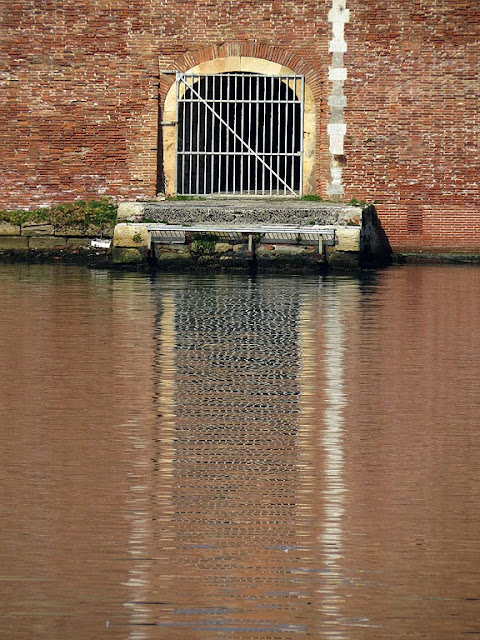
[176,73,305,196]
[140,275,354,635]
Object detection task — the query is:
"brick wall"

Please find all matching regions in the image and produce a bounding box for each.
[345,0,480,252]
[1,1,478,252]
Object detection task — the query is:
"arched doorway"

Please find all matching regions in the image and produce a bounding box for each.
[162,57,316,198]
[176,72,304,196]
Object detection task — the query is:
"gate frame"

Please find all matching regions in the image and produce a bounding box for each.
[161,57,316,198]
[175,72,305,197]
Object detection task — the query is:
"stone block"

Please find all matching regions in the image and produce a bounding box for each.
[328,123,347,136]
[117,202,145,221]
[328,67,348,82]
[0,236,29,249]
[328,7,350,23]
[241,57,281,75]
[66,237,92,247]
[214,242,232,254]
[0,221,21,236]
[113,223,150,248]
[232,243,248,254]
[256,244,312,258]
[336,226,361,252]
[329,134,345,155]
[329,39,347,53]
[112,248,144,264]
[29,236,67,249]
[155,248,191,261]
[56,226,87,237]
[328,250,360,269]
[328,93,347,108]
[21,223,55,236]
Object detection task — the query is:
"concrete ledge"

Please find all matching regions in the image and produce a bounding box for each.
[394,252,480,265]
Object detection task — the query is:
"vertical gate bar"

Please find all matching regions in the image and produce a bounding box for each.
[293,76,297,194]
[269,76,274,195]
[248,74,252,195]
[299,75,305,197]
[196,76,200,196]
[240,75,244,194]
[289,76,298,189]
[218,75,222,194]
[203,76,208,195]
[208,75,215,194]
[185,76,189,194]
[285,77,288,194]
[210,75,214,194]
[188,76,193,194]
[278,77,281,195]
[293,76,297,195]
[254,74,259,195]
[216,75,220,194]
[175,73,180,194]
[233,74,237,192]
[261,75,265,195]
[285,77,290,196]
[183,76,187,195]
[226,74,230,194]
[190,75,194,195]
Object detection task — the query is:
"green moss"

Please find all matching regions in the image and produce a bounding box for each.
[301,194,324,202]
[166,195,206,201]
[348,198,367,208]
[191,233,219,254]
[0,208,49,226]
[112,247,144,264]
[0,199,117,232]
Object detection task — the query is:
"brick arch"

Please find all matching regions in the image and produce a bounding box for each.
[161,42,321,196]
[170,41,323,96]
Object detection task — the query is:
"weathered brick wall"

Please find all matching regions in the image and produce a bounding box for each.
[1,1,158,207]
[345,1,480,251]
[1,1,478,251]
[0,0,331,209]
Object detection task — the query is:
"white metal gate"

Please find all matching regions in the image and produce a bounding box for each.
[175,72,305,196]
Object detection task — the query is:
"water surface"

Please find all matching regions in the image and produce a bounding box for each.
[0,264,479,639]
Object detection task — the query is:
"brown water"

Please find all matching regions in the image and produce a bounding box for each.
[0,264,479,640]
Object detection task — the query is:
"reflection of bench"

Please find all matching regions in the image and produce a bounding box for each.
[147,224,336,253]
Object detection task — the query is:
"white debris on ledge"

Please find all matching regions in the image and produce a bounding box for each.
[90,238,111,249]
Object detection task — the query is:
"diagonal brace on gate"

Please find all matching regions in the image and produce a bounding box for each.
[177,73,298,196]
